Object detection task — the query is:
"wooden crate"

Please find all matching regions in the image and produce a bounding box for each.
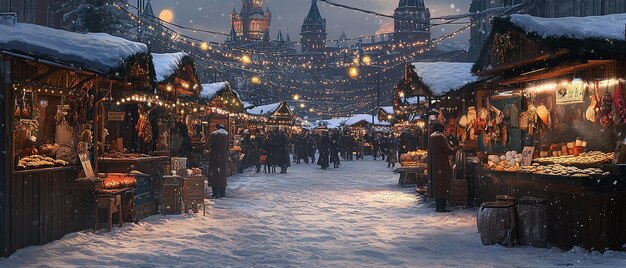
[162,176,183,214]
[449,179,468,207]
[184,176,206,214]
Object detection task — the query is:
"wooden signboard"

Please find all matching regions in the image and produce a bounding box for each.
[108,112,125,121]
[521,146,535,166]
[78,152,95,178]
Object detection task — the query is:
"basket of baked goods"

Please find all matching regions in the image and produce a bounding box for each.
[400,150,428,167]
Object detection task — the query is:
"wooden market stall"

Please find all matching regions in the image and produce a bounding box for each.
[267,102,296,128]
[0,15,153,256]
[471,14,626,250]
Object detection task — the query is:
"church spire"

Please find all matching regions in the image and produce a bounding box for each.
[303,0,325,26]
[143,0,154,17]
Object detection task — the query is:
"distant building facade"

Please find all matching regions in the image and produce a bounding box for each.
[468,0,626,61]
[0,0,62,28]
[230,0,272,43]
[393,0,431,44]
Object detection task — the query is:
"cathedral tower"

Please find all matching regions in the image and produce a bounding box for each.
[300,0,327,53]
[393,0,431,44]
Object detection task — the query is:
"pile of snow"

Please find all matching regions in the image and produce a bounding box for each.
[510,13,626,41]
[201,82,229,100]
[411,62,479,96]
[152,52,187,82]
[2,159,626,267]
[0,21,147,74]
[247,103,281,116]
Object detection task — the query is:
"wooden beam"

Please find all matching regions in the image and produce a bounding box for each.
[476,49,570,77]
[501,60,614,85]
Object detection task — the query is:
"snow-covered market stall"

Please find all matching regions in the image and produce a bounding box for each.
[392,62,481,197]
[266,102,296,128]
[0,14,157,256]
[471,14,626,250]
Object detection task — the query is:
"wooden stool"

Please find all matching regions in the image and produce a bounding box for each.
[94,194,122,232]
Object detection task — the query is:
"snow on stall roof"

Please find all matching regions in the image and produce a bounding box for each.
[380,106,394,114]
[0,21,147,74]
[152,52,187,82]
[201,82,229,100]
[510,13,626,41]
[323,114,389,128]
[411,62,479,96]
[247,103,281,116]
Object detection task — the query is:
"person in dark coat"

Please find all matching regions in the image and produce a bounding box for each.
[371,134,380,160]
[330,133,341,168]
[386,134,399,168]
[207,124,230,198]
[307,133,317,164]
[427,123,461,212]
[274,129,291,173]
[317,133,330,169]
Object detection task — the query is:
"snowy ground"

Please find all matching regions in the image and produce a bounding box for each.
[2,158,625,267]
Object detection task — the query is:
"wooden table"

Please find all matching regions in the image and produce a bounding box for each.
[394,166,427,189]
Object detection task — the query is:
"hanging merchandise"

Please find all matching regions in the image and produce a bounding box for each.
[467,106,477,141]
[600,91,614,128]
[613,80,626,124]
[137,105,154,144]
[519,111,529,131]
[536,105,551,129]
[585,81,600,123]
[527,105,538,135]
[503,104,519,128]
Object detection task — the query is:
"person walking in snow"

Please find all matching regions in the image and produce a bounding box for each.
[427,123,461,213]
[317,132,330,169]
[207,124,229,198]
[386,134,399,168]
[274,128,291,174]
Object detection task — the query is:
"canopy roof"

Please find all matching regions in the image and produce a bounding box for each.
[152,52,188,82]
[0,17,148,75]
[247,102,281,116]
[509,13,626,41]
[411,62,479,96]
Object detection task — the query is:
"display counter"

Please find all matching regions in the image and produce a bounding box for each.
[474,166,626,250]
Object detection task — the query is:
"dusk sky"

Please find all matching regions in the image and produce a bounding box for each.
[149,0,473,46]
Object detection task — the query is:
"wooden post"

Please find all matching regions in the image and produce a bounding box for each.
[0,54,11,257]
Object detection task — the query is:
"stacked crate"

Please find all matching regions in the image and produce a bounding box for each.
[184,175,206,215]
[162,175,183,214]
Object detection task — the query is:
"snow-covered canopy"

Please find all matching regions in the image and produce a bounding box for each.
[380,106,394,114]
[201,82,234,100]
[411,62,479,96]
[152,52,187,82]
[322,114,390,128]
[510,13,626,41]
[0,19,148,74]
[247,103,281,116]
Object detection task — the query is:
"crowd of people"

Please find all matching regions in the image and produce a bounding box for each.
[238,128,422,171]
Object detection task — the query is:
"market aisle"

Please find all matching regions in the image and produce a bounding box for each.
[1,159,625,267]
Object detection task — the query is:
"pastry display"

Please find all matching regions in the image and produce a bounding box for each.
[102,151,150,159]
[518,164,609,178]
[17,155,68,170]
[486,151,523,172]
[102,175,137,189]
[400,150,428,167]
[533,151,614,166]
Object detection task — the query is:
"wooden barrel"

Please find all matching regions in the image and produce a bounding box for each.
[477,201,517,246]
[516,196,548,248]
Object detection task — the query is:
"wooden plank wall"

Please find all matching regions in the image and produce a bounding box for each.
[474,169,626,250]
[8,168,93,254]
[1,54,10,257]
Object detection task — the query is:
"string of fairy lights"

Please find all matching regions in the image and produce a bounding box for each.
[109,1,528,117]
